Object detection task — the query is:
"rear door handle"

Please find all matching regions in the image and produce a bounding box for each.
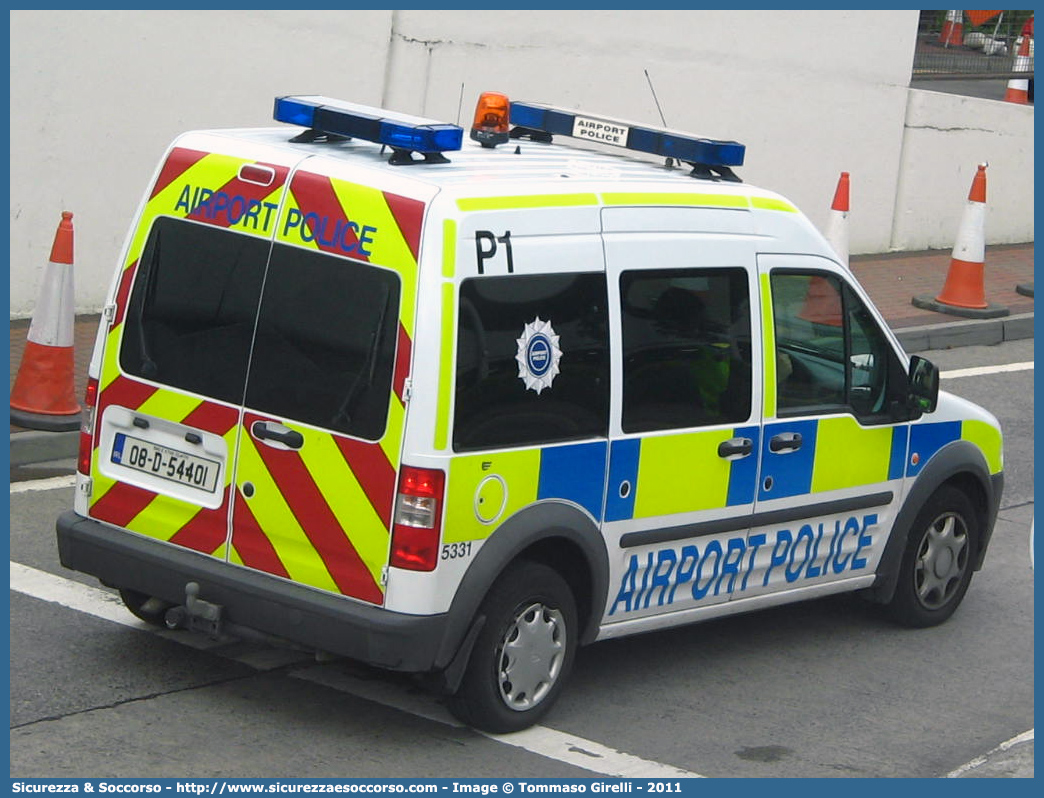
[769,432,803,453]
[717,437,753,459]
[251,421,304,450]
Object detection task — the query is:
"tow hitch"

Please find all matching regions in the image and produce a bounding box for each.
[164,581,223,637]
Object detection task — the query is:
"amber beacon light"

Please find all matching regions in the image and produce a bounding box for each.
[470,91,511,147]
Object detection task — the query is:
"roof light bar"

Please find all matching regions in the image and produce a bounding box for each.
[274,95,463,155]
[509,101,745,170]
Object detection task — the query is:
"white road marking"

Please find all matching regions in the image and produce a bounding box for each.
[10,561,702,778]
[945,729,1034,778]
[10,474,77,493]
[941,361,1034,379]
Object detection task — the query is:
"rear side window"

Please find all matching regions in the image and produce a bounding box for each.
[454,273,609,451]
[120,217,268,405]
[620,268,753,433]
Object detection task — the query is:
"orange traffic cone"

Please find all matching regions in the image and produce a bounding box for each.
[798,172,850,326]
[1004,35,1033,104]
[10,211,82,431]
[912,164,1009,319]
[939,10,964,46]
[825,171,850,269]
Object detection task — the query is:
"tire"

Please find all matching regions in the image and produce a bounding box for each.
[449,560,578,734]
[119,588,173,627]
[885,485,979,628]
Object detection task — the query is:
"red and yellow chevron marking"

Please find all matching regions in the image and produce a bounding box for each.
[88,150,428,606]
[88,382,240,554]
[232,412,391,603]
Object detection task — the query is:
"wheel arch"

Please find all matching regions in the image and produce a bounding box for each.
[866,438,1002,605]
[432,500,609,680]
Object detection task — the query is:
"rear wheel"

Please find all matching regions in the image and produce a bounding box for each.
[885,485,979,627]
[119,588,173,627]
[449,560,577,733]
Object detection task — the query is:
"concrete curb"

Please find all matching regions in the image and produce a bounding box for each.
[895,312,1033,352]
[10,429,79,467]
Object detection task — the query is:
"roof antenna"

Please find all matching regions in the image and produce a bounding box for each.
[456,83,466,127]
[644,69,675,169]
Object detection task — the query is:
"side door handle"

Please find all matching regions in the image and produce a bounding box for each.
[251,421,304,450]
[769,432,803,453]
[717,437,753,459]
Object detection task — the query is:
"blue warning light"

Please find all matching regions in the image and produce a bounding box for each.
[509,101,745,168]
[274,96,463,154]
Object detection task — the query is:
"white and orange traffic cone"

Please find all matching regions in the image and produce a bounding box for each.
[1004,35,1033,104]
[10,211,82,431]
[939,10,964,46]
[825,171,850,269]
[912,164,1009,319]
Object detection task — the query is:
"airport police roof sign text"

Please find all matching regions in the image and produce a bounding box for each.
[572,116,629,147]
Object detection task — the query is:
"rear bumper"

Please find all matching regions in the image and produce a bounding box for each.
[56,510,447,673]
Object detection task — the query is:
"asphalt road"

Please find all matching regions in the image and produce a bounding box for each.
[9,339,1034,779]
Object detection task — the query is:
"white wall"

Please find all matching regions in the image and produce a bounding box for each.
[9,9,1034,318]
[892,88,1034,250]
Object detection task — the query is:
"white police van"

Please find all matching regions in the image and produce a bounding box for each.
[57,93,1004,733]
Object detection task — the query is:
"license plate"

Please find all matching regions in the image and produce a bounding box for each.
[111,433,220,493]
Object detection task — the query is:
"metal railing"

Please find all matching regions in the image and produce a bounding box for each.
[913,9,1033,79]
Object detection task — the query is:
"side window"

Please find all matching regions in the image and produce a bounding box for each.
[771,271,905,419]
[454,273,609,451]
[620,268,752,433]
[120,217,268,405]
[246,245,400,441]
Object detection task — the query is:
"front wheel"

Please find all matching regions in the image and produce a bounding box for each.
[449,560,577,734]
[885,485,979,627]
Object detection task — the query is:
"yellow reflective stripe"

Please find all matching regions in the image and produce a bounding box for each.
[379,395,405,469]
[237,436,339,593]
[456,193,598,211]
[87,450,117,508]
[299,430,389,588]
[633,430,730,517]
[443,449,541,543]
[135,391,203,426]
[601,192,749,208]
[751,196,798,213]
[124,493,199,543]
[442,218,457,279]
[100,326,123,394]
[274,189,317,251]
[811,417,893,493]
[435,282,456,451]
[962,419,1003,474]
[760,273,777,418]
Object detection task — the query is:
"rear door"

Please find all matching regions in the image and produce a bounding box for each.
[91,135,301,560]
[228,161,434,605]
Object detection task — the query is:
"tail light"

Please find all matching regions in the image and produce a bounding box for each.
[77,377,98,476]
[390,466,445,571]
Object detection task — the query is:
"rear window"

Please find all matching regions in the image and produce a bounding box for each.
[120,217,400,440]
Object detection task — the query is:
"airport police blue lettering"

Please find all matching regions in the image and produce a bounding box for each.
[610,514,877,614]
[174,185,279,231]
[281,208,378,256]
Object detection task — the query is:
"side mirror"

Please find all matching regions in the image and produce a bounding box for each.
[907,355,939,416]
